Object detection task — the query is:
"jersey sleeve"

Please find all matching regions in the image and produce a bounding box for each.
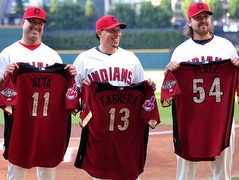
[65,78,81,114]
[132,56,145,83]
[160,71,181,107]
[73,54,86,88]
[0,72,18,114]
[0,54,6,79]
[79,84,92,127]
[141,85,160,128]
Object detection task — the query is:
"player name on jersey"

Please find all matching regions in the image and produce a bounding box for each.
[32,76,51,88]
[100,93,138,107]
[192,63,220,74]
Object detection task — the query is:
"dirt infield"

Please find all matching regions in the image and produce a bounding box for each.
[0,124,239,180]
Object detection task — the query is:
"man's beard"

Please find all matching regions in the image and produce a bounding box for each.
[194,24,211,37]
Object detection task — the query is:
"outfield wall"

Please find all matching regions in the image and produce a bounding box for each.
[0,26,171,69]
[1,27,239,70]
[0,27,170,69]
[57,49,172,70]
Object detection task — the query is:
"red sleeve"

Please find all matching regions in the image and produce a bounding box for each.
[0,73,18,114]
[79,84,92,127]
[160,71,181,107]
[65,78,80,111]
[141,85,160,128]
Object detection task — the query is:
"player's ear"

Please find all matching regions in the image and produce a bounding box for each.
[21,19,26,25]
[187,18,192,27]
[96,30,102,38]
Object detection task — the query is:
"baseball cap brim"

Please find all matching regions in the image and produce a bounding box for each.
[191,11,213,18]
[25,16,48,23]
[101,23,127,31]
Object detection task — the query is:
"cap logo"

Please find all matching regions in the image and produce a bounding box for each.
[111,16,118,23]
[34,8,41,15]
[197,3,204,10]
[95,15,127,31]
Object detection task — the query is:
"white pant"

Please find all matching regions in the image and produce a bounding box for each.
[176,121,235,180]
[7,162,56,180]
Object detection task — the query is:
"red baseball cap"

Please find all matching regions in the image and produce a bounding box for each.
[188,2,213,19]
[23,7,48,23]
[96,15,127,32]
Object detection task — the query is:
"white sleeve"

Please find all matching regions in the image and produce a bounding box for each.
[0,52,10,79]
[73,54,85,87]
[134,57,145,83]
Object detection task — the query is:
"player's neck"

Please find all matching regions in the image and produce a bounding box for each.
[19,41,41,50]
[192,35,214,45]
[193,33,212,41]
[98,45,118,55]
[20,37,41,46]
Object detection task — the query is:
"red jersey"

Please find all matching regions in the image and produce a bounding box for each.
[161,60,239,161]
[0,63,79,168]
[75,81,160,180]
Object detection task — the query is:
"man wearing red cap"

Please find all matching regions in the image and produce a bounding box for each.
[163,2,239,180]
[0,6,77,180]
[73,15,159,180]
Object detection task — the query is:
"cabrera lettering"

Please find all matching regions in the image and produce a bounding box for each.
[100,93,138,107]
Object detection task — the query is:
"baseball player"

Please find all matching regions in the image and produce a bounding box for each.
[73,15,156,179]
[164,2,239,180]
[0,7,76,180]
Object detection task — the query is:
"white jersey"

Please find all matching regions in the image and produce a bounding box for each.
[0,41,62,77]
[73,47,145,87]
[171,35,238,62]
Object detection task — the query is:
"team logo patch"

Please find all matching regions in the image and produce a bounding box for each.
[142,96,156,112]
[1,88,17,99]
[66,83,78,100]
[162,80,176,92]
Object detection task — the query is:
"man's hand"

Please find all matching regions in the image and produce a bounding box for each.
[5,63,19,78]
[164,61,180,76]
[65,64,77,76]
[147,78,156,91]
[82,79,91,86]
[231,57,239,67]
